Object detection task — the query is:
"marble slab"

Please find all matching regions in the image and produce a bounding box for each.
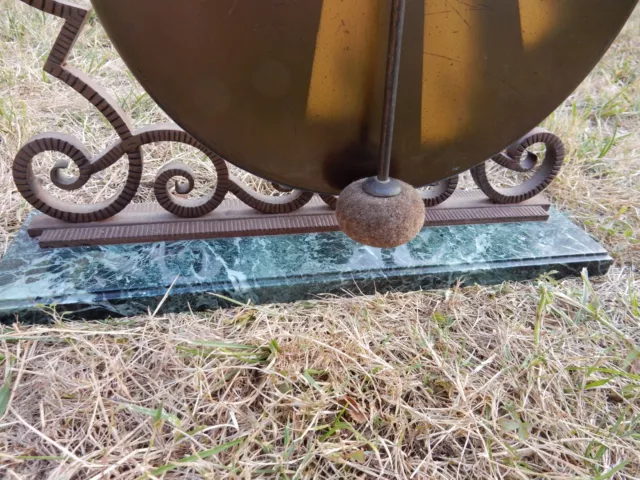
[0,210,612,323]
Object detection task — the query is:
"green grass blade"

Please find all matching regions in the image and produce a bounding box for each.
[585,378,612,390]
[148,437,245,477]
[593,460,629,480]
[0,372,12,418]
[120,403,181,428]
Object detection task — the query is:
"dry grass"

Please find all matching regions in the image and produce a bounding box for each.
[0,1,639,478]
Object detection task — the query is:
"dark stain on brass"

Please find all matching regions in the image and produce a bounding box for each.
[89,0,637,193]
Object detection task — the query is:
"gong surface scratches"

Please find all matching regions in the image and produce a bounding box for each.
[91,0,638,194]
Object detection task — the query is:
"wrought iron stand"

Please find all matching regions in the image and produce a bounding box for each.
[14,0,565,248]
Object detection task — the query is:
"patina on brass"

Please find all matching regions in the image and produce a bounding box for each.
[8,0,634,248]
[89,0,637,194]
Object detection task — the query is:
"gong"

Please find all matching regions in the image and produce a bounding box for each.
[90,0,637,195]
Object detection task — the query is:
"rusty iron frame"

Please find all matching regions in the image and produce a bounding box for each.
[26,191,551,248]
[13,0,565,247]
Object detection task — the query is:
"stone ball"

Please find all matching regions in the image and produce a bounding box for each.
[336,178,425,248]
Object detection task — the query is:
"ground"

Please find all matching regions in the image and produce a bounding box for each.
[0,1,639,479]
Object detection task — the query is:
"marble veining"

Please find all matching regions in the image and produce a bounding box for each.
[0,210,612,323]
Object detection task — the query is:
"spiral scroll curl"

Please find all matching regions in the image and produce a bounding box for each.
[154,142,314,216]
[470,127,565,204]
[13,134,143,223]
[146,126,230,218]
[150,126,314,216]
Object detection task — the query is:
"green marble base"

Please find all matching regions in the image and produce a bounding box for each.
[0,210,612,323]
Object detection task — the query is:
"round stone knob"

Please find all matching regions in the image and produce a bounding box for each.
[336,178,425,248]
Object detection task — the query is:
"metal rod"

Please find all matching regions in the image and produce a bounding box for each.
[377,0,407,182]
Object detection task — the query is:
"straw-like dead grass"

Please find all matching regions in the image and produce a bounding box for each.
[0,1,638,478]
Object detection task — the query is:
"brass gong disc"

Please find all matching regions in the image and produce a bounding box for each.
[91,0,637,194]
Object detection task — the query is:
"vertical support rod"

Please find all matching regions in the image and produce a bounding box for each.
[377,0,407,182]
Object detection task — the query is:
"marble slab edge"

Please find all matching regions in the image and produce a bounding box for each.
[0,249,613,325]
